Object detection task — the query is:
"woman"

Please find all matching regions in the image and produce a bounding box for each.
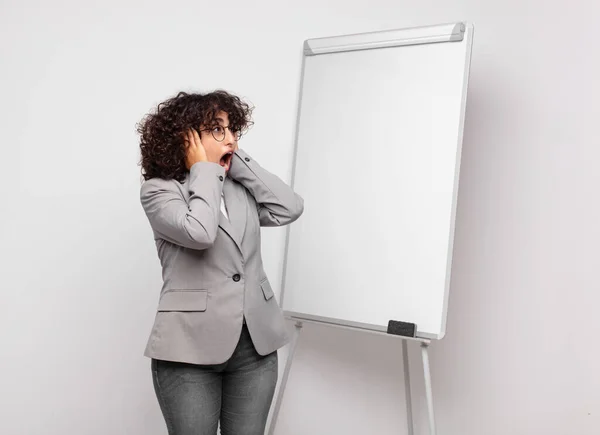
[136,90,304,435]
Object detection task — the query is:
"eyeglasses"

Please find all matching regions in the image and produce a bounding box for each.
[200,125,242,142]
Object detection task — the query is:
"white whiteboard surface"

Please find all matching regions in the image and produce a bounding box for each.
[280,23,473,339]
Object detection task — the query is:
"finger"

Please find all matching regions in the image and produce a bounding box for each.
[192,128,202,146]
[183,130,192,148]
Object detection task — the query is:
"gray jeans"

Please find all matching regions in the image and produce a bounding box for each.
[151,323,278,435]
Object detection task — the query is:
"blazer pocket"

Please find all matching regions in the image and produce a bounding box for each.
[157,289,208,312]
[260,278,274,301]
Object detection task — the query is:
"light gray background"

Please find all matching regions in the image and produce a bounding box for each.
[1,1,598,435]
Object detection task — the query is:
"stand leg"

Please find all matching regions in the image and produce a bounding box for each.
[267,321,303,435]
[402,340,414,435]
[421,342,437,435]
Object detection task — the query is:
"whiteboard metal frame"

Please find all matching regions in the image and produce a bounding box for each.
[303,22,465,55]
[279,21,474,341]
[284,311,435,339]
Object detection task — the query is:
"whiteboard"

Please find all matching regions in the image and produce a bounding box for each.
[280,23,473,339]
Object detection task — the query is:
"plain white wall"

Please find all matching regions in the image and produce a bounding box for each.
[1,1,598,434]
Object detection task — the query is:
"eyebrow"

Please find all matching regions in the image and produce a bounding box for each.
[211,117,234,128]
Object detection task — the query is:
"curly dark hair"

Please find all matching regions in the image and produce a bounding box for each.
[136,89,254,182]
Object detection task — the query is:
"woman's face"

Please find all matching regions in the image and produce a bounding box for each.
[199,110,239,172]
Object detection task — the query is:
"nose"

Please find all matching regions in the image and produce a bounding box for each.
[224,127,237,146]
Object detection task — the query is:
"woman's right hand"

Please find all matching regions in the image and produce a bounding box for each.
[184,128,208,169]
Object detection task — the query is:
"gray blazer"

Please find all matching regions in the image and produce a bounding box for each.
[140,149,304,365]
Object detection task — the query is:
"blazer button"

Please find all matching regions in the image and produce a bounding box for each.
[244,157,250,162]
[232,274,241,282]
[219,175,224,181]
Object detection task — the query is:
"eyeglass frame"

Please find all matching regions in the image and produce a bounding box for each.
[199,124,242,142]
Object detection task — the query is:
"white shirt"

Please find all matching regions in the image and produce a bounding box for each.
[220,191,229,220]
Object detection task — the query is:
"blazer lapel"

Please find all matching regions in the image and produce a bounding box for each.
[219,177,247,252]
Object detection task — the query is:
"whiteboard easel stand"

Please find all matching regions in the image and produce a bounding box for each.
[267,319,437,435]
[267,21,473,435]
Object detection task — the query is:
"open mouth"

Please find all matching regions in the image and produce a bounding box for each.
[219,151,234,171]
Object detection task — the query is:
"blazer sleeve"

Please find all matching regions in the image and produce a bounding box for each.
[140,162,226,250]
[227,148,304,227]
